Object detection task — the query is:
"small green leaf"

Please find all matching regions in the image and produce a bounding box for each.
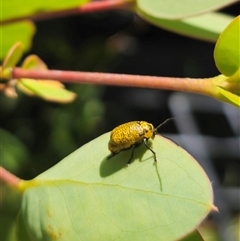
[137,11,233,42]
[17,79,76,103]
[136,0,238,19]
[1,42,25,80]
[21,55,48,70]
[214,16,240,76]
[16,133,214,241]
[17,56,76,103]
[217,86,240,107]
[0,22,35,60]
[2,42,24,70]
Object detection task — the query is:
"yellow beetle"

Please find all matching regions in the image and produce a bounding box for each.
[107,118,173,165]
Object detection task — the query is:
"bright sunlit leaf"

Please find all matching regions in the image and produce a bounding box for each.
[16,133,214,241]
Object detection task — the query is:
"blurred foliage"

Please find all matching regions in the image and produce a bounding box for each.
[0,21,35,59]
[0,128,29,172]
[2,0,237,58]
[0,184,22,241]
[1,44,77,102]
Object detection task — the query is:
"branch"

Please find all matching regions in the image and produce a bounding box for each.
[1,0,134,25]
[0,166,21,189]
[12,67,216,97]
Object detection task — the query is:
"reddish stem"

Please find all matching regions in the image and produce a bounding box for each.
[13,68,216,96]
[1,0,134,25]
[0,166,21,188]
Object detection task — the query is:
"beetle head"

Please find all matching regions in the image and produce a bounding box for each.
[140,122,155,139]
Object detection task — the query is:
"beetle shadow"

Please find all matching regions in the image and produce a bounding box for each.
[99,144,149,177]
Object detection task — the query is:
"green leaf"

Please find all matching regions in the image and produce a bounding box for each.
[181,230,204,241]
[14,212,31,241]
[2,0,90,21]
[1,42,24,80]
[16,133,214,241]
[214,16,240,76]
[0,128,29,173]
[21,55,48,70]
[17,55,76,103]
[1,0,90,59]
[17,79,76,103]
[2,42,24,70]
[137,11,234,42]
[136,0,238,19]
[0,22,35,60]
[217,86,240,108]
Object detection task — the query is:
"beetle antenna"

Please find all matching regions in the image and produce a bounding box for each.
[155,118,175,132]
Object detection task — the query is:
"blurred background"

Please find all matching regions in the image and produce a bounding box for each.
[1,2,239,241]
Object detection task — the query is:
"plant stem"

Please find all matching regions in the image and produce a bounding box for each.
[1,0,134,25]
[0,166,21,189]
[13,67,216,96]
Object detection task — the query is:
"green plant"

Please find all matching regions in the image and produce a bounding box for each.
[1,15,239,107]
[1,1,239,241]
[1,134,216,241]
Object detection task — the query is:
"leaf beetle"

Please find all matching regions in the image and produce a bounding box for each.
[107,118,174,165]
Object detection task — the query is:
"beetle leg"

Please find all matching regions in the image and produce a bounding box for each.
[143,139,157,162]
[126,145,137,166]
